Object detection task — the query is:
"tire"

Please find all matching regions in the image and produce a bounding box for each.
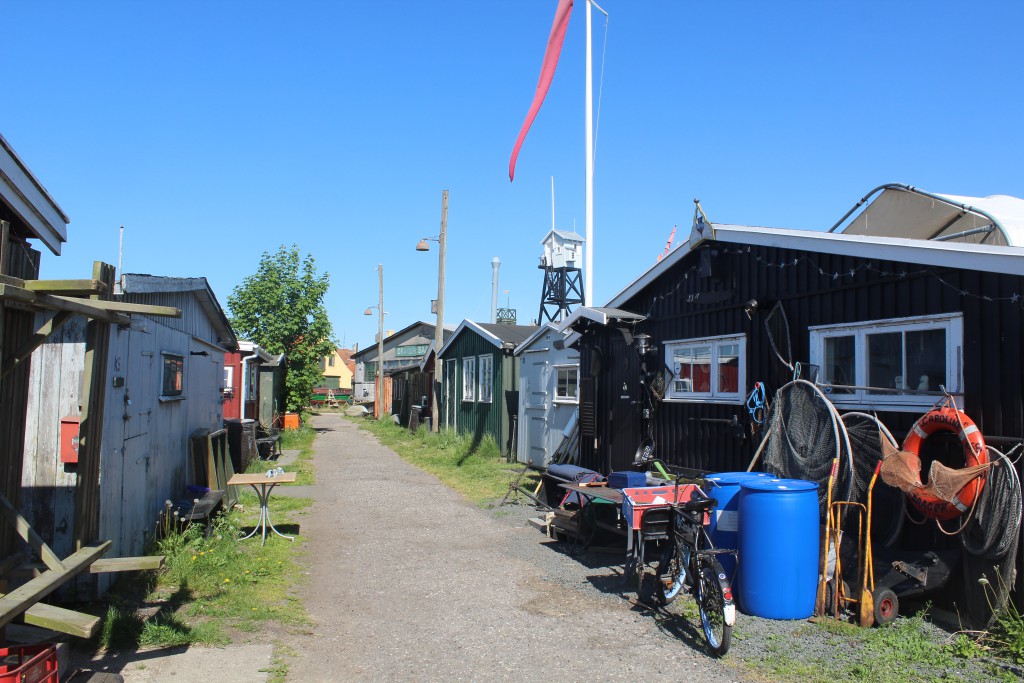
[654,543,687,605]
[873,587,899,626]
[697,557,734,657]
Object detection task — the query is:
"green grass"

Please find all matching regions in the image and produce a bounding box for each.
[354,417,536,506]
[91,483,312,654]
[739,609,1019,683]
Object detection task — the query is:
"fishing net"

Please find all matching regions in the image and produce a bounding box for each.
[879,446,990,505]
[959,446,1022,629]
[756,379,852,519]
[841,412,905,547]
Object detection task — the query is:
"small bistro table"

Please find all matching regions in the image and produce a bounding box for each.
[227,471,297,546]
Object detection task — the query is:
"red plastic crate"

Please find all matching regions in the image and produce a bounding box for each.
[621,484,707,530]
[0,644,59,683]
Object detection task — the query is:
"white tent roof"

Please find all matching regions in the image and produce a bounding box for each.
[835,184,1024,247]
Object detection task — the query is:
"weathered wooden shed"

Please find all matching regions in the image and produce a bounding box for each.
[23,274,237,571]
[514,323,580,468]
[437,321,537,456]
[352,321,445,404]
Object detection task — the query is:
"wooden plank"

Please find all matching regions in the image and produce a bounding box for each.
[0,310,73,380]
[0,493,64,572]
[0,540,110,629]
[0,274,25,288]
[23,601,101,638]
[0,284,129,325]
[50,297,181,318]
[90,555,165,573]
[24,279,108,296]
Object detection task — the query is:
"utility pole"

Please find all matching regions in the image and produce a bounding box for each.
[432,191,448,432]
[376,264,384,419]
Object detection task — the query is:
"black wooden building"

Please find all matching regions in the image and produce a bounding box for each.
[567,199,1024,612]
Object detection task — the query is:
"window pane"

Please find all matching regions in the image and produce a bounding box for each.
[693,345,711,393]
[673,347,694,392]
[867,332,902,393]
[905,329,945,393]
[717,343,739,393]
[823,335,855,395]
[556,368,578,399]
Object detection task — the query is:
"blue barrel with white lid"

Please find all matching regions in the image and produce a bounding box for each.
[737,477,819,619]
[705,471,769,583]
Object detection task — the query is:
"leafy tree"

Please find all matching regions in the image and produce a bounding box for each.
[228,245,335,413]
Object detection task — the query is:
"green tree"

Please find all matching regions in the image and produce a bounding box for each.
[228,245,335,413]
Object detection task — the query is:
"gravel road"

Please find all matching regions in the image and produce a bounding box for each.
[282,413,745,682]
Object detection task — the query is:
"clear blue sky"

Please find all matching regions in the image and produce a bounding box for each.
[6,1,1023,350]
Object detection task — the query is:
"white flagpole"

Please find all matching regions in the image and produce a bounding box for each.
[584,0,594,306]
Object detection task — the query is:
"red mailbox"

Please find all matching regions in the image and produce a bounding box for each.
[60,416,80,464]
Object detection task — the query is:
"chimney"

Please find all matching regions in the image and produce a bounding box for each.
[491,257,501,324]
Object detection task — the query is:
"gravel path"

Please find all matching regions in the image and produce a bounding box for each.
[282,413,745,682]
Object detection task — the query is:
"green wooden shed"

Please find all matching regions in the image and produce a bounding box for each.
[437,321,537,456]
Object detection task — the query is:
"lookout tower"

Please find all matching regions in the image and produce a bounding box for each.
[537,229,585,324]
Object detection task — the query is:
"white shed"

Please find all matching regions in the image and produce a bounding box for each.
[540,229,584,269]
[515,323,580,468]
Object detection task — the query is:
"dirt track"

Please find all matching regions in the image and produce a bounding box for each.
[282,413,742,682]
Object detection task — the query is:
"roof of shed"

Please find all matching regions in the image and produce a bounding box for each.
[437,320,538,357]
[0,133,70,255]
[607,209,1024,310]
[121,273,237,349]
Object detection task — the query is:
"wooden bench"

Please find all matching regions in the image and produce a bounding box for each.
[172,490,224,537]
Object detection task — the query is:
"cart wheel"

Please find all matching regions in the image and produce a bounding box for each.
[873,587,898,626]
[824,579,851,615]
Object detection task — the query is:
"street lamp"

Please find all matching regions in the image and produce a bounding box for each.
[363,263,385,419]
[416,190,448,432]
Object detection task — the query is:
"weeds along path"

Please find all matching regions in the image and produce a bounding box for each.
[283,413,742,682]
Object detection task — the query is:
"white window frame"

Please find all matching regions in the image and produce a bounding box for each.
[223,366,234,394]
[477,354,493,403]
[554,365,579,404]
[663,334,746,404]
[809,313,963,411]
[462,357,476,402]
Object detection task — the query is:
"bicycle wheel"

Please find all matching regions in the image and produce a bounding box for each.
[654,543,687,605]
[696,557,734,657]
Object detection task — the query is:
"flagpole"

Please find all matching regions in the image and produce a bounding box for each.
[584,0,594,306]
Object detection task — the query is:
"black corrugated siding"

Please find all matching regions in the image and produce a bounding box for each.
[579,241,1024,603]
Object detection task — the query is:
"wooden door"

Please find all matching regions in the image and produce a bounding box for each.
[444,359,457,429]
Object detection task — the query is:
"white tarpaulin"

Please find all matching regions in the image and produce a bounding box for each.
[839,186,1024,247]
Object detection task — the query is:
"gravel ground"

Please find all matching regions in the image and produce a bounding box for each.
[278,413,1021,683]
[281,413,744,682]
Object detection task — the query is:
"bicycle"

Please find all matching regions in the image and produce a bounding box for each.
[650,482,737,657]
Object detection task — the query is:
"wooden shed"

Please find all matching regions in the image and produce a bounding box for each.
[566,187,1024,615]
[437,321,537,456]
[514,323,581,468]
[23,274,237,572]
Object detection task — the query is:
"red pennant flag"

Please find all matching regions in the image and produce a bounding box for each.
[509,0,574,182]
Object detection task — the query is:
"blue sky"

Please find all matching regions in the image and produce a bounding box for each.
[6,1,1023,350]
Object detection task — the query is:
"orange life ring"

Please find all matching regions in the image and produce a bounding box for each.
[902,407,988,521]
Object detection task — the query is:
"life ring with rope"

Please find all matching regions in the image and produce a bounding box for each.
[901,406,988,521]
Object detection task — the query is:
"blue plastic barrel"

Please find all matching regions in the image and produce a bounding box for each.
[705,471,770,582]
[737,478,819,619]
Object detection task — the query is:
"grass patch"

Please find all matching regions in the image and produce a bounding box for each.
[353,417,536,506]
[90,486,312,653]
[739,609,1019,683]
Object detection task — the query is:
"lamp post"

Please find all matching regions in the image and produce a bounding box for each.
[363,263,384,419]
[416,190,448,433]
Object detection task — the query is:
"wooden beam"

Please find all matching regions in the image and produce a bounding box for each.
[0,311,73,381]
[23,601,101,638]
[0,493,64,572]
[0,540,110,630]
[0,284,129,325]
[24,279,108,296]
[50,296,181,318]
[90,555,165,573]
[0,274,25,288]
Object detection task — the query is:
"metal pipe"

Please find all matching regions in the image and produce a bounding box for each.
[491,257,500,324]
